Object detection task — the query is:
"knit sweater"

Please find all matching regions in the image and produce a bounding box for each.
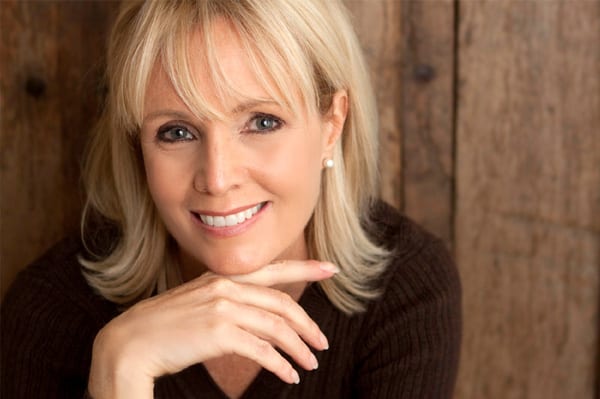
[1,202,461,398]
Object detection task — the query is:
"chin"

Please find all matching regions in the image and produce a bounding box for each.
[201,252,268,276]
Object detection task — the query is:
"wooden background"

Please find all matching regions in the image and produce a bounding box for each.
[1,1,599,398]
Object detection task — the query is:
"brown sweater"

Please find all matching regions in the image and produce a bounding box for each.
[1,203,461,398]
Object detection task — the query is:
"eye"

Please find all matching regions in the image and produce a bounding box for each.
[246,113,283,133]
[156,124,196,143]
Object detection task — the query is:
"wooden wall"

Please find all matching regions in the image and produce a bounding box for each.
[1,1,599,398]
[0,0,120,296]
[454,2,600,397]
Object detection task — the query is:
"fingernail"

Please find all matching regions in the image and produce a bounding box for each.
[291,369,300,384]
[309,353,319,370]
[320,332,329,350]
[319,263,340,274]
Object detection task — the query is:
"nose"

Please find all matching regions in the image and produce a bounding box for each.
[194,131,242,196]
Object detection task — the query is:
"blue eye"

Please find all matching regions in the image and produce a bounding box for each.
[156,125,195,142]
[248,114,283,133]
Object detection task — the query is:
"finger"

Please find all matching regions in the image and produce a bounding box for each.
[237,285,329,351]
[212,299,319,371]
[140,276,328,351]
[198,278,329,351]
[229,260,339,287]
[219,322,301,385]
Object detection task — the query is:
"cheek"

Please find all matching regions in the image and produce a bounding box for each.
[256,134,324,202]
[142,149,193,207]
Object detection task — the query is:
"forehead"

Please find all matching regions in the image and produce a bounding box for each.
[143,18,307,122]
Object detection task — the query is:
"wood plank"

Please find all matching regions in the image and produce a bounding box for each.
[455,1,600,398]
[0,1,120,298]
[399,0,455,245]
[346,0,455,244]
[344,0,403,210]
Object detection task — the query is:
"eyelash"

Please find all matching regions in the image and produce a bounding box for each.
[155,113,284,143]
[156,124,196,143]
[245,113,284,134]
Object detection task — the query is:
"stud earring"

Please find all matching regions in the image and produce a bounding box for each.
[323,158,334,169]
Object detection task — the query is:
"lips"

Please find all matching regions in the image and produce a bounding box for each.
[192,202,266,227]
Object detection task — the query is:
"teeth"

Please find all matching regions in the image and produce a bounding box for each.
[225,215,237,226]
[198,203,263,227]
[214,216,225,227]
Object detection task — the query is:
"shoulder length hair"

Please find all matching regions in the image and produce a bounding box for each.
[81,0,389,314]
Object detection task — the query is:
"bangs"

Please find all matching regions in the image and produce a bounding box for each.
[118,0,321,132]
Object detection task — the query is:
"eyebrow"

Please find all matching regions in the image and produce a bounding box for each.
[143,110,192,123]
[230,99,281,114]
[143,99,282,124]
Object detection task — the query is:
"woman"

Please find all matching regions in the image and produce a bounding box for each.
[1,1,461,398]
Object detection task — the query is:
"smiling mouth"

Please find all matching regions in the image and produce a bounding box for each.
[192,202,266,227]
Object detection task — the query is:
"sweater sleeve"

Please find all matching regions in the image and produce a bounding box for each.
[352,236,462,398]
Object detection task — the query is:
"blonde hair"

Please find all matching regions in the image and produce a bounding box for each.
[81,0,389,314]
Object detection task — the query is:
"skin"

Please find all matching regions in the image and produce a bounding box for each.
[88,19,348,399]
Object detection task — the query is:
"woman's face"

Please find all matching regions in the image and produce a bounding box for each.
[140,20,346,277]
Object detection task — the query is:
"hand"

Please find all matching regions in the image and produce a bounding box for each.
[87,260,338,398]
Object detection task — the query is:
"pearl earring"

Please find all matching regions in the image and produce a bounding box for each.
[323,158,334,168]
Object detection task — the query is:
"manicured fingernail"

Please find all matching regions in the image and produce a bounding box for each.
[291,369,300,384]
[309,353,319,370]
[320,332,329,350]
[320,263,340,274]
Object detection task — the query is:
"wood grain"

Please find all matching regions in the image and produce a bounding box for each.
[399,0,455,245]
[455,1,600,398]
[0,1,119,298]
[346,0,455,245]
[344,0,403,210]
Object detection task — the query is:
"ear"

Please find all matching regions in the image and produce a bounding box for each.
[321,90,348,156]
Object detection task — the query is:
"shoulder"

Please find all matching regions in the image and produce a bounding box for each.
[366,200,461,303]
[3,236,116,323]
[6,236,83,295]
[2,236,118,397]
[3,237,114,311]
[1,236,118,374]
[349,202,461,396]
[367,200,443,258]
[361,200,462,359]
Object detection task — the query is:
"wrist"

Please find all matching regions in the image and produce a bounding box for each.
[88,358,154,399]
[88,328,154,399]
